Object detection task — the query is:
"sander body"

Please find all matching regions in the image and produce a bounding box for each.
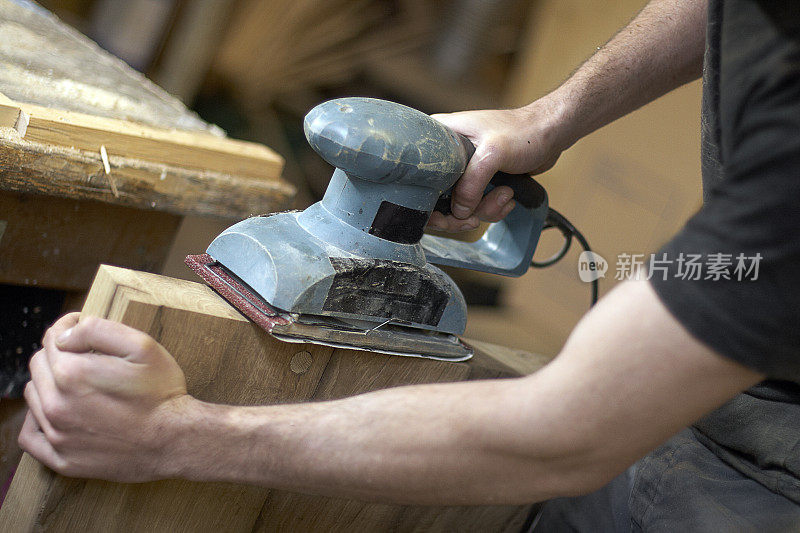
[187,98,549,360]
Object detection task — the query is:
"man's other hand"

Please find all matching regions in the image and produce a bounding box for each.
[19,313,190,482]
[428,98,570,233]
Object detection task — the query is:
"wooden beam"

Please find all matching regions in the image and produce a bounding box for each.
[0,266,545,531]
[0,95,284,182]
[0,132,294,220]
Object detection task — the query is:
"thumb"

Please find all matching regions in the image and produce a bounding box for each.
[432,112,497,218]
[451,143,499,219]
[55,316,155,360]
[430,112,476,137]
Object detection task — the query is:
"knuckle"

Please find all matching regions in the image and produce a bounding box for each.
[455,184,484,205]
[481,139,501,154]
[60,461,84,479]
[41,327,53,346]
[50,454,72,475]
[51,359,77,387]
[47,428,69,449]
[136,335,159,355]
[23,382,34,402]
[80,316,100,332]
[29,349,43,365]
[28,350,46,375]
[42,398,70,428]
[480,137,506,161]
[17,428,29,449]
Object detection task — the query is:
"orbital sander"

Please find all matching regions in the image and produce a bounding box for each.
[187,97,593,361]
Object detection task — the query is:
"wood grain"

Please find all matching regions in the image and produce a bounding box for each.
[0,266,548,532]
[0,1,295,221]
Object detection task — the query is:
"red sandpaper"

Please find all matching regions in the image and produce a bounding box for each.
[185,253,291,332]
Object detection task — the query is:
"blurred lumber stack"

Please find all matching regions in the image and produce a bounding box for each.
[213,0,432,104]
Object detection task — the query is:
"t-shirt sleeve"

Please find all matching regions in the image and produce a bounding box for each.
[649,3,800,380]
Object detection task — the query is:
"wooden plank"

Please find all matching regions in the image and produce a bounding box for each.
[0,2,295,223]
[0,133,295,220]
[0,266,546,532]
[0,97,284,182]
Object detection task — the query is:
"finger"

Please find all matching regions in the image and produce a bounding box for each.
[47,312,81,336]
[425,213,480,233]
[18,411,61,471]
[473,186,515,222]
[37,335,87,395]
[28,349,56,394]
[40,347,104,393]
[54,316,156,361]
[451,144,499,219]
[426,210,448,231]
[23,381,56,437]
[41,313,80,349]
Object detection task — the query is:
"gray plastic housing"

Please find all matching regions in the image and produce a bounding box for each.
[206,209,469,335]
[206,97,551,336]
[304,97,548,276]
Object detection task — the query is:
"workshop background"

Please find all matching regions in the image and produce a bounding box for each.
[1,0,701,389]
[0,0,703,508]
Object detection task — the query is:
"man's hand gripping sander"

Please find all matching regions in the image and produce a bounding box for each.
[186,98,550,361]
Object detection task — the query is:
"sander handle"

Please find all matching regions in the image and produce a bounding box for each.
[422,134,549,277]
[434,134,546,214]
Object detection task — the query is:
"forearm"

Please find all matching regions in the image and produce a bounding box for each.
[167,282,761,506]
[540,0,707,148]
[22,285,760,501]
[172,378,574,505]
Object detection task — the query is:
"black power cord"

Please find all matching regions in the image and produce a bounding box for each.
[531,207,599,308]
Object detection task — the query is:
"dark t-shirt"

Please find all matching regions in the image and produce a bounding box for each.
[649,0,800,503]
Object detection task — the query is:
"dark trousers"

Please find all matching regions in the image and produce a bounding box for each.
[534,429,800,532]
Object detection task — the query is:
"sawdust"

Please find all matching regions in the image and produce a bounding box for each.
[0,62,144,118]
[0,126,22,142]
[0,62,224,136]
[0,4,223,135]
